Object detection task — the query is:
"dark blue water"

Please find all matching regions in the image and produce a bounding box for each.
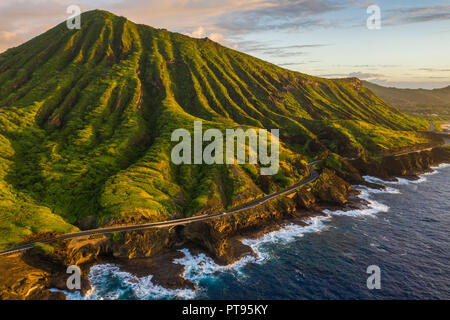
[65,164,450,300]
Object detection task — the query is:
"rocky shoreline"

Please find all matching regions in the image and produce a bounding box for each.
[1,144,449,300]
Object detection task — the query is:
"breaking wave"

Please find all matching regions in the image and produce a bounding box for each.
[62,264,196,300]
[323,188,389,217]
[430,163,450,170]
[173,216,330,284]
[363,175,426,185]
[62,163,445,300]
[362,163,449,187]
[63,217,331,300]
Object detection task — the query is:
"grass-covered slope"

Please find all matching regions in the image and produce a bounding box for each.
[363,81,450,116]
[0,10,431,249]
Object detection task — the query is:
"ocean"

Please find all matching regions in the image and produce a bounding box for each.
[63,163,450,300]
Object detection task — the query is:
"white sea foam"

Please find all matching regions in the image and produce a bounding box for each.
[396,176,427,184]
[366,163,450,185]
[63,263,196,300]
[173,248,260,283]
[329,164,447,217]
[363,175,426,185]
[420,163,450,178]
[58,215,340,300]
[61,163,450,300]
[363,175,391,184]
[241,216,330,250]
[357,183,400,194]
[430,163,450,170]
[173,216,330,284]
[323,188,389,217]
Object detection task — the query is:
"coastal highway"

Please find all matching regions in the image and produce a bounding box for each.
[0,161,320,256]
[393,124,450,157]
[392,136,450,157]
[2,130,449,257]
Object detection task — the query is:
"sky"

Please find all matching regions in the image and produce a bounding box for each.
[1,0,449,89]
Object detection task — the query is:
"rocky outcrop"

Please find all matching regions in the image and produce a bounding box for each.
[181,167,352,264]
[320,153,363,183]
[0,236,109,300]
[0,254,65,300]
[311,169,351,205]
[2,145,448,299]
[24,236,106,267]
[1,235,110,299]
[183,197,297,265]
[0,155,368,299]
[316,127,365,159]
[295,185,316,209]
[351,145,450,179]
[105,228,177,259]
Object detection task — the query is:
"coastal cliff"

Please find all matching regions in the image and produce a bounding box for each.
[351,145,450,179]
[1,144,449,299]
[1,9,445,299]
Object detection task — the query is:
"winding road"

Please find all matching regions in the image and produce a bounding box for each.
[0,161,321,256]
[2,125,449,256]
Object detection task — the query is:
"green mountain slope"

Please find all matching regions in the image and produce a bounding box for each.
[363,81,450,116]
[0,10,432,249]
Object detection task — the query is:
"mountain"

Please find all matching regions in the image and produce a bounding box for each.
[363,81,450,116]
[0,10,432,249]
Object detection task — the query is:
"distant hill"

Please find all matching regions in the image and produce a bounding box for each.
[0,10,432,249]
[363,81,450,116]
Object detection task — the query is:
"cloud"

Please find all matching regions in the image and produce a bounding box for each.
[317,71,450,90]
[367,79,450,90]
[106,0,273,31]
[2,1,450,53]
[331,64,402,68]
[318,71,387,80]
[0,31,16,41]
[235,41,328,61]
[262,50,305,57]
[348,71,386,79]
[185,26,207,38]
[417,68,450,72]
[240,43,328,52]
[0,0,74,51]
[0,0,275,51]
[278,60,320,66]
[207,32,223,42]
[184,27,238,49]
[215,0,347,33]
[383,5,450,26]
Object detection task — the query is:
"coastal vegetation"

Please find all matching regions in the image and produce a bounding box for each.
[362,80,450,117]
[0,10,436,250]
